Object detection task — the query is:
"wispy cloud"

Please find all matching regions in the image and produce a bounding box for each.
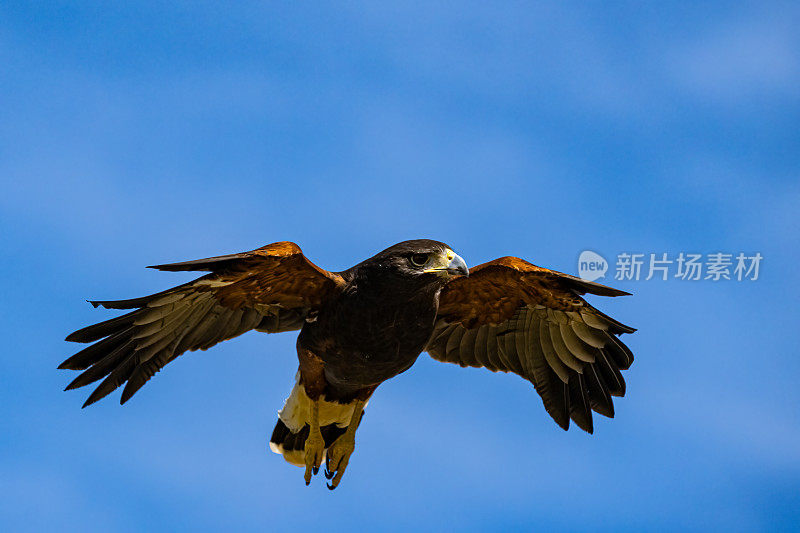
[664,8,800,103]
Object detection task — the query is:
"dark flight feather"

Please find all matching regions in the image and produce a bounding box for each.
[568,373,594,433]
[62,242,344,407]
[427,256,634,433]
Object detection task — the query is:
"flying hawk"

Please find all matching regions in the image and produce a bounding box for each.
[61,240,635,489]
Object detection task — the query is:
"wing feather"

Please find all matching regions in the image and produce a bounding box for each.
[445,326,466,362]
[568,373,593,433]
[64,339,136,390]
[428,256,635,433]
[571,321,607,349]
[59,330,132,370]
[559,322,596,363]
[603,333,635,369]
[584,364,614,418]
[498,321,523,375]
[596,348,626,397]
[471,326,488,368]
[484,325,503,372]
[61,242,344,407]
[458,327,479,368]
[549,322,583,374]
[527,311,569,430]
[540,321,571,383]
[513,311,530,376]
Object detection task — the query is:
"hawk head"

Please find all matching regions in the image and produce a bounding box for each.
[352,239,468,288]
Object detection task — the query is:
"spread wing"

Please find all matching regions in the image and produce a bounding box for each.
[60,242,344,407]
[427,257,635,433]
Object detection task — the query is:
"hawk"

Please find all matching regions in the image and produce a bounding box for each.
[61,240,635,489]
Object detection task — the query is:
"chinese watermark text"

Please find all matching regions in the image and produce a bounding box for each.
[578,251,762,282]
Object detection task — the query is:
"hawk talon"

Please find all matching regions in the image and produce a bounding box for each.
[303,401,324,486]
[324,414,359,489]
[303,427,324,485]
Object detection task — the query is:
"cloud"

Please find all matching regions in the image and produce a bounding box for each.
[664,8,800,103]
[663,151,800,246]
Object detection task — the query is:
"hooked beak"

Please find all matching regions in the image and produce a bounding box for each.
[445,252,469,277]
[423,249,469,277]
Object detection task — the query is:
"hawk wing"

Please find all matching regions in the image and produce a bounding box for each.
[60,242,344,407]
[427,257,635,433]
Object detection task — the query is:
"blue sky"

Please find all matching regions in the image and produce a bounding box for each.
[1,1,799,531]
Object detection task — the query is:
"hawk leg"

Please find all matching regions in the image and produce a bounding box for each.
[304,399,324,485]
[298,345,326,486]
[324,398,366,490]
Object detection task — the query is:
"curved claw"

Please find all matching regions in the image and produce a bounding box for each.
[324,434,356,489]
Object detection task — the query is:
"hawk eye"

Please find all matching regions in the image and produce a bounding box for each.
[409,253,429,267]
